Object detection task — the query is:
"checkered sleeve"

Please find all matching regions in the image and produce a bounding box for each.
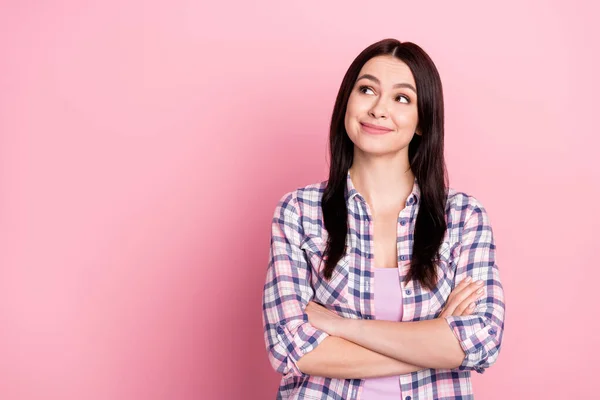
[444,197,506,374]
[261,191,330,379]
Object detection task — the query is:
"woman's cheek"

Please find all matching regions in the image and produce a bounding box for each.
[393,110,418,128]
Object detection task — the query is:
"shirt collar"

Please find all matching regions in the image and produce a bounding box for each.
[344,170,421,207]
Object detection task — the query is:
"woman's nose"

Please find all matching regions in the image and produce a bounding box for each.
[368,98,389,119]
[369,107,388,119]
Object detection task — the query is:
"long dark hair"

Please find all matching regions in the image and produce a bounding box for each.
[322,38,448,291]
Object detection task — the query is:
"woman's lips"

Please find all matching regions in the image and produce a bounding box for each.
[360,122,393,135]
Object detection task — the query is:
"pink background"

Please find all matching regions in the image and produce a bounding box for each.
[1,1,598,399]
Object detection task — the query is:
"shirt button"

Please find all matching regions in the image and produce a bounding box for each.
[405,396,412,400]
[405,289,412,295]
[400,255,406,261]
[277,326,284,334]
[489,329,496,335]
[400,219,407,226]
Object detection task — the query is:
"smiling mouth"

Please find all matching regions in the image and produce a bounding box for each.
[360,122,393,135]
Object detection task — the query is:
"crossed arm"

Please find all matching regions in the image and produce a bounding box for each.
[298,275,490,377]
[297,316,466,379]
[295,334,424,379]
[261,192,505,380]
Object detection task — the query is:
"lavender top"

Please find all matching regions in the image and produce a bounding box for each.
[361,267,404,399]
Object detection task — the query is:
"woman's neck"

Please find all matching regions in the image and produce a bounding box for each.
[348,161,415,214]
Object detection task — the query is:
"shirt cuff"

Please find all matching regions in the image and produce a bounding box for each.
[444,315,501,374]
[276,316,330,379]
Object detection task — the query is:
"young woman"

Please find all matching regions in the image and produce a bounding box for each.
[261,38,505,400]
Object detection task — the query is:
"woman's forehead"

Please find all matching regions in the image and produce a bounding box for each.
[358,56,415,86]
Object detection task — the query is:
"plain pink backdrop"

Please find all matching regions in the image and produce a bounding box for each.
[1,1,598,399]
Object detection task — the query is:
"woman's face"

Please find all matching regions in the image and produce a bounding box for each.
[344,55,420,156]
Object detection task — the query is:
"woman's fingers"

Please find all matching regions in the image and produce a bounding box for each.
[439,279,485,318]
[455,285,486,316]
[439,279,473,318]
[445,276,472,303]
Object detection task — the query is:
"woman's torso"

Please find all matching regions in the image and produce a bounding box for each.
[270,173,484,399]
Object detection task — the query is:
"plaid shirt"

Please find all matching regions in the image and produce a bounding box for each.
[261,171,506,399]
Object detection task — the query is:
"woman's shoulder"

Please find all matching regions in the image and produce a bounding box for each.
[274,178,327,210]
[273,178,328,234]
[277,181,489,214]
[277,181,490,215]
[445,186,493,232]
[446,186,490,211]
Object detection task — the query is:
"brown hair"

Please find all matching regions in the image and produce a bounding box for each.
[322,38,448,291]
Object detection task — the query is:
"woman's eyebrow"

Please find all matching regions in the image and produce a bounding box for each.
[356,74,417,94]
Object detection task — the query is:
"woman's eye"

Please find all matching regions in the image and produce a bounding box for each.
[359,85,374,95]
[396,95,410,104]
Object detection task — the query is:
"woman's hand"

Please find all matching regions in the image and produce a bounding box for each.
[305,301,345,336]
[438,277,486,318]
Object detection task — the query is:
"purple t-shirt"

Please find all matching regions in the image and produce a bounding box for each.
[361,267,404,399]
